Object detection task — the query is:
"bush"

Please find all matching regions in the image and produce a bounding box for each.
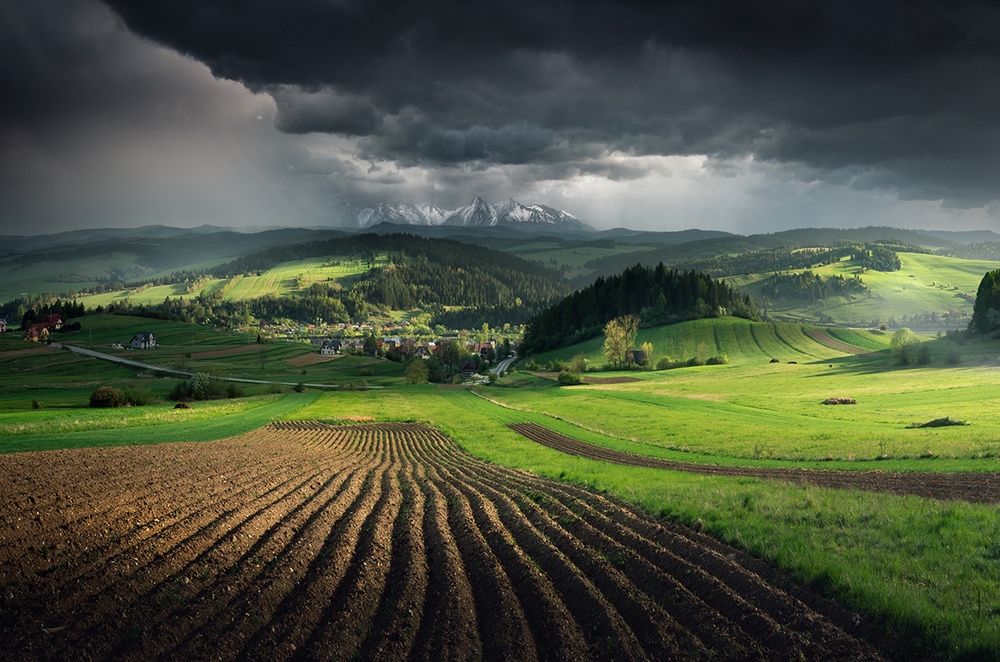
[946,350,961,365]
[170,373,243,401]
[31,399,43,410]
[686,356,704,367]
[122,386,156,406]
[656,357,674,370]
[558,371,582,385]
[90,386,127,408]
[360,367,376,377]
[405,359,429,384]
[293,382,305,392]
[706,354,730,365]
[915,344,932,365]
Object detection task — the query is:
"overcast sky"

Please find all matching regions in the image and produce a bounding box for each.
[4,0,1000,235]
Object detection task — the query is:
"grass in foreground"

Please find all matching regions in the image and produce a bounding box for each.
[0,391,318,454]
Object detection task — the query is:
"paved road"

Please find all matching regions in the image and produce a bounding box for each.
[491,354,518,376]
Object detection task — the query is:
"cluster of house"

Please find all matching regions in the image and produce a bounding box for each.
[316,336,508,363]
[267,320,416,338]
[21,314,65,342]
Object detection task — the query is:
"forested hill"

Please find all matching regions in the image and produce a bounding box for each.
[213,232,571,309]
[521,263,757,355]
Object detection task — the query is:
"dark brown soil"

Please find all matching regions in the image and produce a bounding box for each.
[0,422,883,661]
[508,422,1000,504]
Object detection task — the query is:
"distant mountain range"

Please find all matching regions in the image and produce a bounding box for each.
[335,197,592,231]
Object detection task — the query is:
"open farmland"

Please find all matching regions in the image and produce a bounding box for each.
[0,421,880,661]
[725,253,1000,328]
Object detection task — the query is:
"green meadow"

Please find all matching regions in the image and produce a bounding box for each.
[76,255,387,308]
[3,314,1000,658]
[726,252,1000,327]
[529,316,892,367]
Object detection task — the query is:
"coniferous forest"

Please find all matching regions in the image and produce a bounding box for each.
[521,263,756,355]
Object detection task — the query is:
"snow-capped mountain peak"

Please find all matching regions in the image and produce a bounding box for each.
[337,197,590,231]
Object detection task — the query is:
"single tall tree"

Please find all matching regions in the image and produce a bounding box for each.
[603,314,639,369]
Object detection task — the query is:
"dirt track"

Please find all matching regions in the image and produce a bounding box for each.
[508,422,1000,504]
[0,422,882,661]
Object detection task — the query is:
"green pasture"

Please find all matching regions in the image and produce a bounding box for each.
[529,316,892,367]
[727,253,1000,327]
[0,314,408,405]
[0,251,144,302]
[0,391,318,454]
[485,361,1000,464]
[71,256,376,308]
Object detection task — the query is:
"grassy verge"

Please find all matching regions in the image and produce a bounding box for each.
[0,391,318,453]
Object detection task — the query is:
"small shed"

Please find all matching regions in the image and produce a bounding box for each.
[130,331,157,349]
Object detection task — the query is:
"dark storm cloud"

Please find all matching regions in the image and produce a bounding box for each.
[0,0,305,233]
[99,0,1000,208]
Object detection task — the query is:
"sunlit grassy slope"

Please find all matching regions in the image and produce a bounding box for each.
[725,252,1000,327]
[528,316,892,367]
[75,256,375,308]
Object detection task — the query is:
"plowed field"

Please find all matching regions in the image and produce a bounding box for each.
[508,422,1000,504]
[1,422,881,661]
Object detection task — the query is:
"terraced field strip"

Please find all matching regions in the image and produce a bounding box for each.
[804,328,872,355]
[1,422,881,661]
[507,422,1000,504]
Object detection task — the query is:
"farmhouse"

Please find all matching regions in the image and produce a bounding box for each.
[22,324,50,342]
[459,360,478,380]
[42,314,65,330]
[319,339,341,355]
[130,331,157,349]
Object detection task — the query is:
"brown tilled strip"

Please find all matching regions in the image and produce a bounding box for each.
[442,473,593,660]
[130,461,370,661]
[507,422,1000,504]
[430,452,649,662]
[237,455,393,660]
[72,459,356,660]
[4,451,334,653]
[420,448,592,660]
[441,455,699,662]
[433,468,538,662]
[436,433,883,662]
[356,463,429,661]
[458,454,757,660]
[408,464,482,661]
[538,477,882,661]
[299,459,404,660]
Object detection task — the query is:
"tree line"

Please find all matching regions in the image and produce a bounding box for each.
[521,263,756,356]
[760,271,869,303]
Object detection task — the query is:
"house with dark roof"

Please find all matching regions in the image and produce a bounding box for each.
[459,360,478,380]
[319,339,341,355]
[130,331,157,349]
